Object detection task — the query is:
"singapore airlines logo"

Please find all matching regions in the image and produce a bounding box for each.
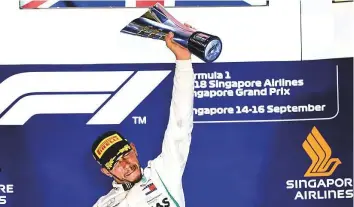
[285,126,353,200]
[302,126,341,177]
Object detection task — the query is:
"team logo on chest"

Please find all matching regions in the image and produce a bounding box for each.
[140,180,171,207]
[143,183,157,196]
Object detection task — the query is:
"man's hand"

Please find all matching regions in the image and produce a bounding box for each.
[165,23,193,60]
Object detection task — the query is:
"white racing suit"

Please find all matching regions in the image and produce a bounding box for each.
[93,59,194,207]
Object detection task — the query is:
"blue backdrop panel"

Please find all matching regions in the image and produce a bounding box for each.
[0,58,352,207]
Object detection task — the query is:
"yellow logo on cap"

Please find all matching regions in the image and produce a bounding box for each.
[104,145,131,170]
[119,144,131,155]
[105,156,117,170]
[95,134,123,159]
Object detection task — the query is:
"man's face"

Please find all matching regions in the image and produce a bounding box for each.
[102,144,142,184]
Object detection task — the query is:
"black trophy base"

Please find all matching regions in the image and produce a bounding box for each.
[187,31,222,63]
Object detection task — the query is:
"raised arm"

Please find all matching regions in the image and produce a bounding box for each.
[152,30,195,179]
[161,59,194,170]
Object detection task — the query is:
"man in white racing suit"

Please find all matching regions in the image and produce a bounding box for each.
[91,28,194,207]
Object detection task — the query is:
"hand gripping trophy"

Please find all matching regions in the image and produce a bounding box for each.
[120,3,223,63]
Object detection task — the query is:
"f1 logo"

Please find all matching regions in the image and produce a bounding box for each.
[0,71,171,125]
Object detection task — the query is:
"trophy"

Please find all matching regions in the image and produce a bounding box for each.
[120,3,222,63]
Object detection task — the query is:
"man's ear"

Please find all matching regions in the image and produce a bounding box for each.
[130,143,138,156]
[101,168,112,177]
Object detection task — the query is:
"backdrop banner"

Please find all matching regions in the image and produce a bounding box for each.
[0,57,352,207]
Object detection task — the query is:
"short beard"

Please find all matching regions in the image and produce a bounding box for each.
[116,167,143,185]
[130,170,143,184]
